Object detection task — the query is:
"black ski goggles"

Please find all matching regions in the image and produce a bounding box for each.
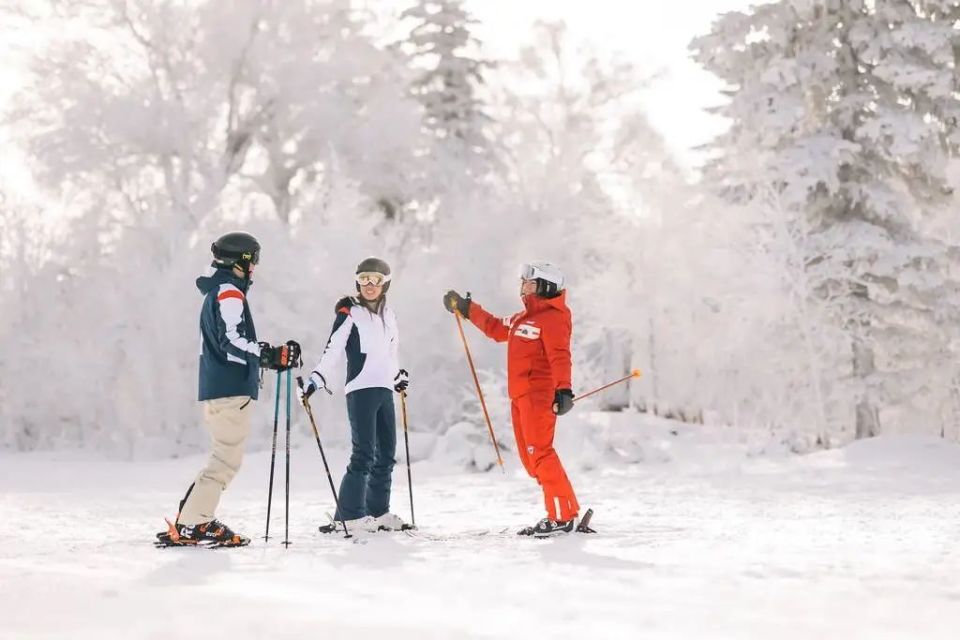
[212,247,259,266]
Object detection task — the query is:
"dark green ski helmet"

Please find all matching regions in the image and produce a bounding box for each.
[210,231,260,278]
[211,232,260,273]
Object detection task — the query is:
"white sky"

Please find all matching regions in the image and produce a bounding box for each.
[462,0,752,167]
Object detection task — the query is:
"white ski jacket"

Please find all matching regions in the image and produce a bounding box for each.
[311,297,400,395]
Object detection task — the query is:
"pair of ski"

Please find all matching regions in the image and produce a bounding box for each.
[407,509,595,541]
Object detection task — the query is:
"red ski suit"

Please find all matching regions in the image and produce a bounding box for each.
[469,292,579,521]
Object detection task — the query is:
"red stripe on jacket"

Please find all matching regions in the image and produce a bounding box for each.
[217,290,244,302]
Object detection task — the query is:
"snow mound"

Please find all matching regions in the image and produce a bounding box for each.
[555,410,798,473]
[802,435,960,473]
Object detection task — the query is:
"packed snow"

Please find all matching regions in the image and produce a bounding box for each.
[2,413,958,639]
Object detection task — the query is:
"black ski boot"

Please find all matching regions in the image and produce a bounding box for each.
[517,508,595,538]
[517,517,576,538]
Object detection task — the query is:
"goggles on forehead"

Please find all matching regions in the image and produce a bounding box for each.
[356,272,390,287]
[520,263,560,283]
[519,262,565,292]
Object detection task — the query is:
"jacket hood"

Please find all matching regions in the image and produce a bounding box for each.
[196,267,249,295]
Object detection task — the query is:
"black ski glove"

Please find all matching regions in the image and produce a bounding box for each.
[283,340,302,369]
[443,290,471,318]
[552,389,574,416]
[258,342,276,369]
[258,340,301,371]
[394,369,410,393]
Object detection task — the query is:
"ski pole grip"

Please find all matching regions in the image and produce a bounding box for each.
[296,375,304,390]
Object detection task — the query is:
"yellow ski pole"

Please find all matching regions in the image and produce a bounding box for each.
[575,370,642,403]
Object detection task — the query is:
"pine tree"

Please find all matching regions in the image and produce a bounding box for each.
[692,0,960,439]
[401,0,492,165]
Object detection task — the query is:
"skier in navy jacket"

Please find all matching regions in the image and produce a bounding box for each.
[158,232,298,548]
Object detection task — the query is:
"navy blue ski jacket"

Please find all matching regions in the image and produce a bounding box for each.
[196,268,261,401]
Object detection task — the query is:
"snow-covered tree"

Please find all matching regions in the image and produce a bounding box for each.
[237,1,426,224]
[692,0,960,439]
[401,0,492,171]
[490,22,678,411]
[0,0,426,454]
[7,0,424,230]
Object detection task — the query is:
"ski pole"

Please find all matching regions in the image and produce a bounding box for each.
[399,391,415,528]
[453,309,505,472]
[264,369,282,541]
[297,376,352,539]
[575,370,642,404]
[283,368,292,548]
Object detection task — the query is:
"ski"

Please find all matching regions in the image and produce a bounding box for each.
[318,512,355,535]
[154,531,250,549]
[153,518,250,549]
[402,527,512,542]
[318,521,338,535]
[404,510,595,541]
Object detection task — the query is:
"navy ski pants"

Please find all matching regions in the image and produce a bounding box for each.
[334,387,397,520]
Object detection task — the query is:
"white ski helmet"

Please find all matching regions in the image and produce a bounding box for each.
[520,261,564,298]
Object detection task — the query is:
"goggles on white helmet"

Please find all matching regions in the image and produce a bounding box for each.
[519,262,565,297]
[520,262,563,286]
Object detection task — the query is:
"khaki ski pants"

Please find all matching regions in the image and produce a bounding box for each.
[178,395,252,526]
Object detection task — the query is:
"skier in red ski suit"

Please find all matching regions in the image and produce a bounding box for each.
[444,262,581,537]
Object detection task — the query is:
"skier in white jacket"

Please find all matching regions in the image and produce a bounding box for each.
[300,257,410,533]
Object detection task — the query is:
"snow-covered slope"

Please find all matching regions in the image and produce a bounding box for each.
[2,420,958,639]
